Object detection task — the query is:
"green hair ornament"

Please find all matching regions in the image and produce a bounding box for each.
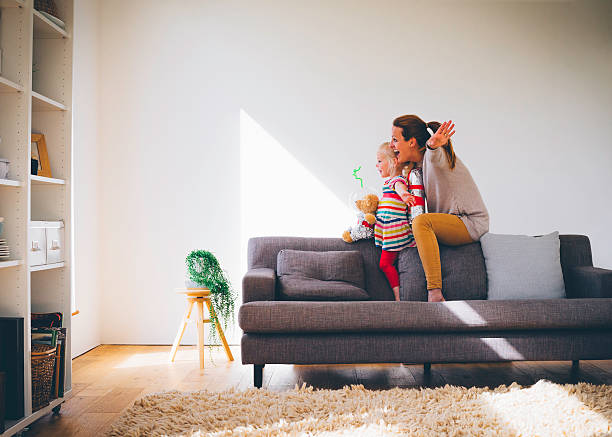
[352,166,363,188]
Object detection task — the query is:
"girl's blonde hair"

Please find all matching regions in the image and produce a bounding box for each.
[378,142,414,177]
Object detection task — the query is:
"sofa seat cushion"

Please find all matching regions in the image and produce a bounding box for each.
[277,249,369,301]
[398,242,487,301]
[238,299,612,334]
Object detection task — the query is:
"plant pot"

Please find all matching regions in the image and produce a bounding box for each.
[185,280,206,289]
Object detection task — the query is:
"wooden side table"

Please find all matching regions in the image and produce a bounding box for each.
[169,288,234,369]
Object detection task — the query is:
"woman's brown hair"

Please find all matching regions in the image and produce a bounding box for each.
[393,114,456,169]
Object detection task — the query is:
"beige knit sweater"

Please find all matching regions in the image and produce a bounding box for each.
[422,147,489,241]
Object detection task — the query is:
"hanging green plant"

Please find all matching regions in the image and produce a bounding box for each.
[185,250,236,347]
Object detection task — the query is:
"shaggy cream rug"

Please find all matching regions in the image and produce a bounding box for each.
[108,380,612,437]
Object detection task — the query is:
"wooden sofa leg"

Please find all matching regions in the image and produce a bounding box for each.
[423,363,432,385]
[570,360,580,383]
[254,364,264,388]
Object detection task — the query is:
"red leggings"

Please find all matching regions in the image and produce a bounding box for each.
[379,250,399,288]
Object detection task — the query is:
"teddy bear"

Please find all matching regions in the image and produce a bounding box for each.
[342,193,379,243]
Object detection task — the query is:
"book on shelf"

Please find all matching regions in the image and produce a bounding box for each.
[31,327,59,348]
[31,312,62,329]
[56,328,66,397]
[31,313,66,397]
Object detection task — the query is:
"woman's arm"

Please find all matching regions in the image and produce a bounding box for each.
[408,170,425,222]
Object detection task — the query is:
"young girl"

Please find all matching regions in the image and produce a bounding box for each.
[374,142,425,301]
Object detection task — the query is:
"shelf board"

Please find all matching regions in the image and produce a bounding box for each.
[30,262,65,272]
[0,178,22,187]
[33,9,68,39]
[0,259,23,269]
[0,0,25,8]
[30,175,66,185]
[31,91,67,111]
[0,75,24,93]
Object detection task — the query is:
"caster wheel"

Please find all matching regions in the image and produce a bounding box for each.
[52,404,62,415]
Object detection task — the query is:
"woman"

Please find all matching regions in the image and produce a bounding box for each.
[391,115,489,302]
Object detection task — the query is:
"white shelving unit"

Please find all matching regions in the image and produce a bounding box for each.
[31,90,66,111]
[0,178,22,187]
[0,0,73,435]
[0,260,23,268]
[29,262,65,272]
[32,8,67,38]
[0,75,24,93]
[30,174,65,185]
[0,0,24,10]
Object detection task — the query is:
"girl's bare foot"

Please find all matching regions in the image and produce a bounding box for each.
[428,288,445,302]
[393,286,400,302]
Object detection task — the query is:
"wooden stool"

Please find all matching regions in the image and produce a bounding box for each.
[169,288,234,369]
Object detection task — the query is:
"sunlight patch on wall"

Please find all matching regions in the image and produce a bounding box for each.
[240,109,352,243]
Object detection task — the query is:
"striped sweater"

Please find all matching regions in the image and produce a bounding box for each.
[374,171,425,251]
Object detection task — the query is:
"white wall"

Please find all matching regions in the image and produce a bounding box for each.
[71,0,101,357]
[93,0,612,344]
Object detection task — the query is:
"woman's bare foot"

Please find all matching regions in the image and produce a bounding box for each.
[428,288,445,302]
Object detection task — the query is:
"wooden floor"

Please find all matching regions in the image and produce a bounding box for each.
[23,345,612,437]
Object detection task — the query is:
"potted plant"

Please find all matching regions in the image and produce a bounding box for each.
[185,250,236,346]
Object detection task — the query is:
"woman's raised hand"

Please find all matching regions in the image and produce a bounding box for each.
[427,120,456,149]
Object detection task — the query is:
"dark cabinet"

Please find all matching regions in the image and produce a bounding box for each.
[0,318,25,425]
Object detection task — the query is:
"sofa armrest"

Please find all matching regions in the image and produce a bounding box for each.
[242,268,277,302]
[566,266,612,298]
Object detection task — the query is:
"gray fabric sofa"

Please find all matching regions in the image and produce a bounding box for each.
[239,235,612,388]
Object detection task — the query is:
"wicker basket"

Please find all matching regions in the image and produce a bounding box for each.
[31,344,57,412]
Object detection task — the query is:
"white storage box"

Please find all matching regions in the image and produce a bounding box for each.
[29,226,46,266]
[0,158,9,179]
[29,221,64,266]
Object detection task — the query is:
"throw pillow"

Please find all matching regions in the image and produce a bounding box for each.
[480,231,566,300]
[277,250,369,301]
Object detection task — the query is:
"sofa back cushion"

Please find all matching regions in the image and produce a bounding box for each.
[277,249,369,301]
[248,237,394,300]
[277,276,370,301]
[398,243,487,301]
[247,235,592,302]
[277,249,365,287]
